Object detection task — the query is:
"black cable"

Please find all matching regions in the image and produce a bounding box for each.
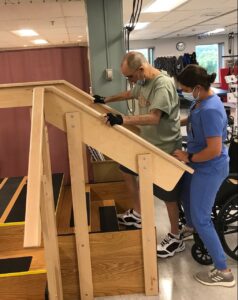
[129,0,136,26]
[134,0,143,25]
[124,0,143,51]
[228,32,234,55]
[123,0,143,115]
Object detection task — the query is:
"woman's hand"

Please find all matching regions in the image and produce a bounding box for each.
[173,149,189,163]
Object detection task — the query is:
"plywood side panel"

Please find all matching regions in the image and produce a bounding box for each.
[58,230,144,298]
[90,230,144,296]
[0,273,46,300]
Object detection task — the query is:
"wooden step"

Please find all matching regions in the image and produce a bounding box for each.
[91,199,119,233]
[57,185,91,235]
[57,181,134,234]
[89,181,134,213]
[0,249,46,300]
[0,174,64,252]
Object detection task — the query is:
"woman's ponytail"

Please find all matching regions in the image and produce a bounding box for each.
[209,73,216,84]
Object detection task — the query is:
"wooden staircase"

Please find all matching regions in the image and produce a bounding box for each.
[0,80,193,299]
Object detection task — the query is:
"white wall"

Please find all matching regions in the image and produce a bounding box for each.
[130,34,237,59]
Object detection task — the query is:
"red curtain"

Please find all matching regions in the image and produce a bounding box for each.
[0,46,90,181]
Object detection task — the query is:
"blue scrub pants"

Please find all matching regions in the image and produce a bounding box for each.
[181,162,229,270]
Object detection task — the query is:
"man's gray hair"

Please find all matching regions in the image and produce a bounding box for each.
[121,51,148,71]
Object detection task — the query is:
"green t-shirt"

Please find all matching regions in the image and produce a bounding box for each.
[131,73,182,154]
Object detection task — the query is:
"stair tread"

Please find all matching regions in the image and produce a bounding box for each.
[0,177,24,218]
[0,248,45,271]
[0,173,64,223]
[0,256,32,274]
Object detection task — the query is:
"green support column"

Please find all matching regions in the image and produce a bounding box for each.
[85,0,127,114]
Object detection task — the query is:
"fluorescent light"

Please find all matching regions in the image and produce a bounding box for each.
[143,0,188,12]
[198,28,225,39]
[12,29,38,37]
[206,28,225,35]
[135,22,149,30]
[125,22,149,30]
[31,39,48,45]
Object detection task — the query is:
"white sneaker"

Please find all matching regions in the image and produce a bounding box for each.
[157,233,185,258]
[117,209,141,229]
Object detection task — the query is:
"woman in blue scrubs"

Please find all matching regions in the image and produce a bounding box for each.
[173,64,235,287]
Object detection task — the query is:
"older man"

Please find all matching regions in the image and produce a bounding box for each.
[93,51,185,258]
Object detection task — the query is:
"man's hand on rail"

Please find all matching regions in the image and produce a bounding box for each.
[93,94,105,104]
[104,113,123,126]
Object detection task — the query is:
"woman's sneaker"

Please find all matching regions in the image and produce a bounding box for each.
[180,225,194,240]
[194,268,236,287]
[117,209,141,228]
[157,233,185,258]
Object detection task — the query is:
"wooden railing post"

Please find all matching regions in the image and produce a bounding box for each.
[138,153,158,295]
[24,87,44,247]
[41,126,64,300]
[66,112,94,300]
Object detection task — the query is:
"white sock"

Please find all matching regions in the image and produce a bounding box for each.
[170,233,180,239]
[132,210,141,218]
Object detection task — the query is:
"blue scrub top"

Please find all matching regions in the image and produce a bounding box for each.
[187,94,228,168]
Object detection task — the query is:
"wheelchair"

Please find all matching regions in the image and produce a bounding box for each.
[180,126,238,265]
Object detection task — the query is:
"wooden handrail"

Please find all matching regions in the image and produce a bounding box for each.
[44,85,193,175]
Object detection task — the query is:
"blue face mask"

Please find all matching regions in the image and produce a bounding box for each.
[137,78,146,86]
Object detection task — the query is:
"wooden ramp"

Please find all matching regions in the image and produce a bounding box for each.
[0,81,193,299]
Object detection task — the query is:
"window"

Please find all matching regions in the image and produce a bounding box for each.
[133,48,154,65]
[195,43,224,83]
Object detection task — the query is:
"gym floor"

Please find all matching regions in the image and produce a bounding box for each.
[95,197,237,300]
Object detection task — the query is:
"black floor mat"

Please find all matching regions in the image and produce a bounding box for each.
[5,184,27,222]
[99,206,119,232]
[5,173,64,223]
[52,173,64,209]
[0,256,32,274]
[0,177,23,217]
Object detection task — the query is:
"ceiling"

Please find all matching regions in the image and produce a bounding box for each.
[0,0,237,50]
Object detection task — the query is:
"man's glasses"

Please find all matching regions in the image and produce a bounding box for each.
[124,68,140,80]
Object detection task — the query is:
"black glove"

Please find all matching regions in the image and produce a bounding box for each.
[93,94,105,104]
[106,113,123,126]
